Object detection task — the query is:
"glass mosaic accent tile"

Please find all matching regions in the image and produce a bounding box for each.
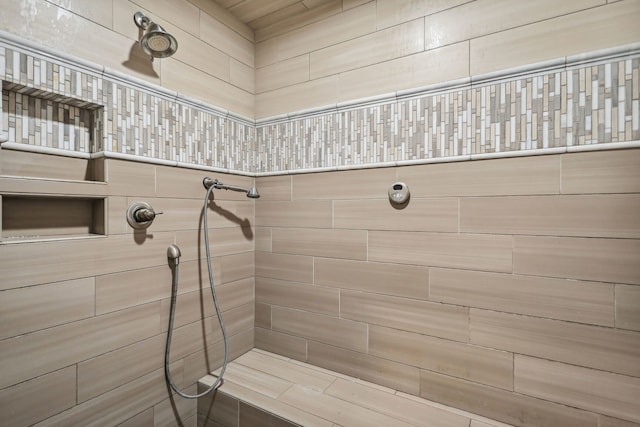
[1,40,638,175]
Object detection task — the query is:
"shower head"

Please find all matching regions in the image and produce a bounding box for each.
[134,12,178,59]
[203,177,260,199]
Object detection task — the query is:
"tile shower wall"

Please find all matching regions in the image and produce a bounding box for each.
[254,148,640,426]
[255,0,640,119]
[255,56,640,172]
[0,0,255,117]
[0,151,256,426]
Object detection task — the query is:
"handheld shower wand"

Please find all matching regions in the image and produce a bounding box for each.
[203,177,260,199]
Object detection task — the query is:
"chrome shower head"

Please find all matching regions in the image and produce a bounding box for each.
[134,12,178,59]
[203,177,260,199]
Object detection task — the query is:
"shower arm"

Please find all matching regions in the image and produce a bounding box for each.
[203,177,258,196]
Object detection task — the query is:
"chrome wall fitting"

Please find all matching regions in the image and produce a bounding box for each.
[127,201,163,229]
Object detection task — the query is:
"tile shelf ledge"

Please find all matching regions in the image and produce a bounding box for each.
[4,139,640,178]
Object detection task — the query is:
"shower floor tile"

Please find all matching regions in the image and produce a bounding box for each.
[199,348,514,427]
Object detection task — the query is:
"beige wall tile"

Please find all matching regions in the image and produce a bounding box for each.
[256,54,310,93]
[108,196,128,235]
[218,277,255,312]
[370,325,513,390]
[156,167,254,201]
[325,378,470,427]
[238,401,299,427]
[112,0,230,82]
[369,231,513,273]
[200,11,254,67]
[279,384,415,427]
[561,149,640,194]
[154,386,198,427]
[292,167,396,200]
[106,159,156,196]
[513,236,640,285]
[189,0,254,42]
[0,302,161,389]
[430,268,615,326]
[0,231,175,289]
[515,355,640,422]
[255,302,271,329]
[425,0,603,50]
[255,200,332,227]
[96,261,209,315]
[255,227,272,252]
[420,370,598,427]
[37,366,178,427]
[470,308,640,377]
[77,335,164,403]
[334,198,459,232]
[255,2,376,68]
[182,328,253,386]
[230,58,255,94]
[271,306,367,352]
[314,258,429,299]
[376,0,473,29]
[162,59,253,118]
[221,302,255,337]
[128,0,200,38]
[0,0,161,85]
[175,227,254,258]
[48,0,113,28]
[0,366,76,427]
[256,277,339,316]
[119,408,154,427]
[167,317,217,362]
[1,149,93,181]
[255,75,339,119]
[398,155,561,197]
[307,341,420,395]
[341,290,469,341]
[461,195,640,238]
[255,327,308,361]
[198,387,240,427]
[0,277,95,340]
[616,284,640,331]
[0,176,108,197]
[220,252,255,284]
[598,415,640,427]
[311,18,424,79]
[255,175,292,201]
[256,252,314,283]
[211,381,334,427]
[253,0,342,43]
[470,1,640,75]
[338,41,469,102]
[271,227,367,260]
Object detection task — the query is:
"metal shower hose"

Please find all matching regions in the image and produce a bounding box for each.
[164,184,229,398]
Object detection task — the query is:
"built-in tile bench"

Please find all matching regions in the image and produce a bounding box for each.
[197,349,513,427]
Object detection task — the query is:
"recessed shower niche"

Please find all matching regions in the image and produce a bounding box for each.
[0,83,107,242]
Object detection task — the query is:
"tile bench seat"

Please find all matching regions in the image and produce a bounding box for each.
[197,349,513,427]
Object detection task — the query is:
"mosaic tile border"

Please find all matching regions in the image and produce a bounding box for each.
[1,31,639,176]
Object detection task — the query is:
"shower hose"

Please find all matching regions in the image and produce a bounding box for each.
[164,184,229,398]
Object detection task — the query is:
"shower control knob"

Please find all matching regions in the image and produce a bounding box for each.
[127,201,162,229]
